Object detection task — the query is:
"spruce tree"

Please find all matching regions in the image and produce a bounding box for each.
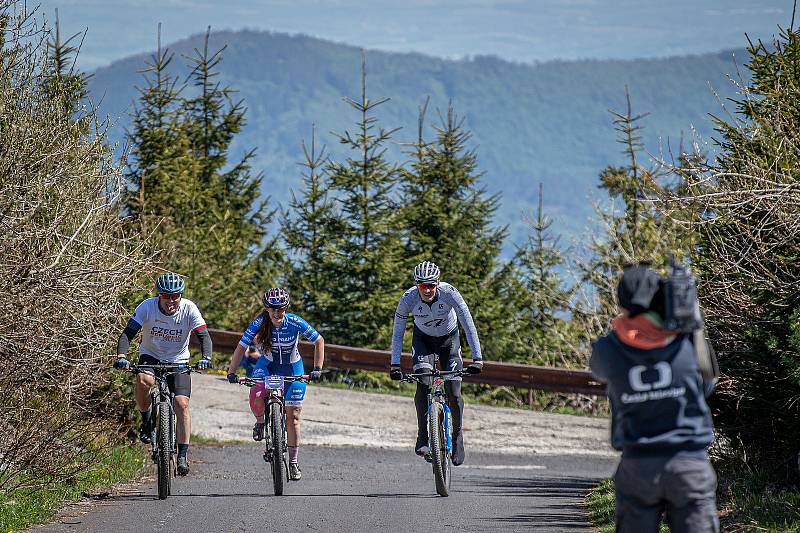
[44,9,89,118]
[323,53,405,347]
[125,28,278,328]
[124,26,191,238]
[574,88,692,337]
[281,125,339,330]
[180,28,276,328]
[508,184,574,366]
[399,102,509,360]
[672,23,800,476]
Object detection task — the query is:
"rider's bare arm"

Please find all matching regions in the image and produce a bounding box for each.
[313,335,325,370]
[228,343,246,375]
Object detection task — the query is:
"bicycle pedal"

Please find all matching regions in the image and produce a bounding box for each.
[424,453,432,463]
[263,453,272,463]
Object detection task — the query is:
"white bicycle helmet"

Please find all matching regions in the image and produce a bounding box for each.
[413,261,440,283]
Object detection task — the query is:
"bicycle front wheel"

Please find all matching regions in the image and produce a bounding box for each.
[428,401,451,496]
[156,401,172,500]
[269,402,285,496]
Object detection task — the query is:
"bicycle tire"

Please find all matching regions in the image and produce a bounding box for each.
[429,401,450,496]
[156,401,171,500]
[269,402,285,496]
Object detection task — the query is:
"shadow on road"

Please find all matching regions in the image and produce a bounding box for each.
[462,476,600,530]
[107,491,441,500]
[462,475,597,497]
[485,511,592,529]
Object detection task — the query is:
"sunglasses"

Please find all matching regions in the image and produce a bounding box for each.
[418,282,438,290]
[159,293,181,301]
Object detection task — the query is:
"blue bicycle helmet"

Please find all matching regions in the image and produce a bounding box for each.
[156,272,185,294]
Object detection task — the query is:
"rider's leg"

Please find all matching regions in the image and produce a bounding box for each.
[174,395,191,445]
[174,394,191,476]
[411,331,435,456]
[414,382,430,453]
[442,334,466,464]
[286,406,302,448]
[134,373,155,442]
[249,384,267,441]
[170,371,192,447]
[445,380,464,434]
[286,405,302,479]
[284,373,306,449]
[446,380,466,465]
[249,383,267,423]
[135,372,155,410]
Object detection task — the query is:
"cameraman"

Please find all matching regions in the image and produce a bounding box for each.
[589,263,718,533]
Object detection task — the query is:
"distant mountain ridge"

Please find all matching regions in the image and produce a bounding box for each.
[89,30,748,248]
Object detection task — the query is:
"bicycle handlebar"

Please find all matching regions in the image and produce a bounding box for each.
[402,369,468,383]
[127,362,198,375]
[238,375,310,387]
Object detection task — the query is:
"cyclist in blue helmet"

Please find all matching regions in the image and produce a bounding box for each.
[114,272,213,476]
[227,287,325,481]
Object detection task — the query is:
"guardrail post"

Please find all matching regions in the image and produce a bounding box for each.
[528,387,534,408]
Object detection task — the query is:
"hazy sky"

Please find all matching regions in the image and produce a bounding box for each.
[40,0,792,70]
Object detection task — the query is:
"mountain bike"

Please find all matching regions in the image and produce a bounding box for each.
[128,362,195,500]
[238,374,309,496]
[403,366,468,497]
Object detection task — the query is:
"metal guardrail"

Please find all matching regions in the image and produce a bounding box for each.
[193,328,606,398]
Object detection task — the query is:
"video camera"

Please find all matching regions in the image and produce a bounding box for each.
[660,256,703,333]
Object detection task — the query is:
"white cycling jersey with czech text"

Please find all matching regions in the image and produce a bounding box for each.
[390,282,482,365]
[131,297,207,363]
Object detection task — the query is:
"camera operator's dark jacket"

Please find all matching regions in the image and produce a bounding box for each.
[590,313,715,457]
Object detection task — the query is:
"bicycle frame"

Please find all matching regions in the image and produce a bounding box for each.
[239,374,309,494]
[149,375,175,462]
[403,356,467,497]
[127,362,194,500]
[262,375,288,464]
[428,375,453,454]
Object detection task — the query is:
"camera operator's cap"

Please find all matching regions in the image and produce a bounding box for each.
[617,264,662,317]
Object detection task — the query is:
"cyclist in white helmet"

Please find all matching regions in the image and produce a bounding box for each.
[389,261,483,465]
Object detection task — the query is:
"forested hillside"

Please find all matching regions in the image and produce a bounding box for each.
[89,30,746,246]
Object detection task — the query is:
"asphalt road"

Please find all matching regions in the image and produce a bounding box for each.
[35,444,616,533]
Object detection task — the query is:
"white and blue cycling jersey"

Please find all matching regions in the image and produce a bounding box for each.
[391,281,482,365]
[238,313,320,365]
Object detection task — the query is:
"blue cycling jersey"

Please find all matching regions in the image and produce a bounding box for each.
[238,313,320,365]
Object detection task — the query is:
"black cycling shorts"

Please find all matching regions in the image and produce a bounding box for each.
[411,326,463,379]
[138,354,192,398]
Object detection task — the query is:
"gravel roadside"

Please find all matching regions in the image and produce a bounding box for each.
[192,373,618,458]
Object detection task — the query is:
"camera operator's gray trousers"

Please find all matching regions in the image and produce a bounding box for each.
[614,454,719,533]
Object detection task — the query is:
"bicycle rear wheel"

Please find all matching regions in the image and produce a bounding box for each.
[428,401,451,496]
[156,401,171,500]
[269,402,285,495]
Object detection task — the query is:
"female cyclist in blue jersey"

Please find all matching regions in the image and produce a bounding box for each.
[226,288,324,481]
